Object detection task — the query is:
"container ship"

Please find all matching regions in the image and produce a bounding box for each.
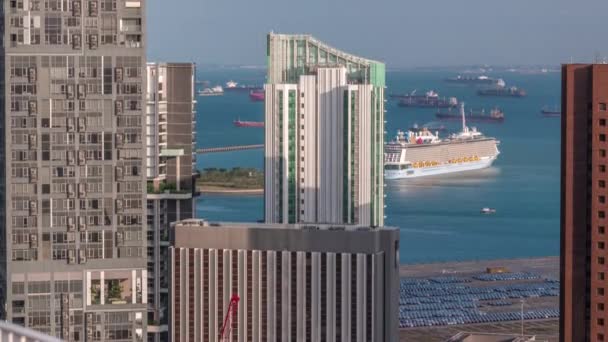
[445,75,503,86]
[478,86,526,98]
[249,89,265,102]
[384,111,500,179]
[436,103,504,123]
[390,90,458,108]
[233,119,264,128]
[541,106,561,117]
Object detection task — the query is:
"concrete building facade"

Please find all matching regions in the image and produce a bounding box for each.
[169,219,400,342]
[561,64,608,342]
[145,62,197,342]
[1,0,148,340]
[264,33,386,227]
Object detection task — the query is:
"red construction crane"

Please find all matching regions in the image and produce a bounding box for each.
[219,294,240,342]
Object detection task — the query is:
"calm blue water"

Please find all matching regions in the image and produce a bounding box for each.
[195,69,561,264]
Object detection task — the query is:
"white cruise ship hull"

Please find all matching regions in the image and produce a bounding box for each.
[385,157,496,180]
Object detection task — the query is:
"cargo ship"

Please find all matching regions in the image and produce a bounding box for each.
[541,106,561,117]
[198,86,224,97]
[445,75,503,86]
[478,86,526,98]
[233,119,264,128]
[249,89,265,102]
[436,103,504,123]
[384,109,500,179]
[391,90,458,108]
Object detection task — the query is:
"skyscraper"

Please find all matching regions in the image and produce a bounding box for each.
[145,62,197,342]
[169,219,400,342]
[1,1,147,340]
[561,64,608,342]
[264,33,386,227]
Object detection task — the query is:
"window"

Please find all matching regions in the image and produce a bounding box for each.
[600,242,606,250]
[600,257,606,265]
[600,273,606,281]
[601,180,606,188]
[602,150,607,158]
[601,134,606,142]
[601,196,606,204]
[602,119,607,126]
[599,303,605,311]
[601,211,606,219]
[601,226,606,234]
[601,165,606,173]
[599,318,605,326]
[600,287,606,296]
[599,333,605,341]
[601,103,607,111]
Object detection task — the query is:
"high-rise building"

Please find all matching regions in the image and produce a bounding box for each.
[145,62,197,341]
[169,219,400,342]
[561,64,608,342]
[1,1,148,340]
[264,33,386,227]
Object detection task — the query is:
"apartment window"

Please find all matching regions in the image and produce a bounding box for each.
[601,134,607,142]
[599,333,605,341]
[601,226,606,234]
[601,103,607,111]
[599,318,605,326]
[600,257,606,265]
[601,180,606,188]
[601,196,606,204]
[601,165,607,173]
[601,211,606,219]
[600,272,606,281]
[600,288,606,296]
[602,150,607,158]
[599,303,605,311]
[602,119,607,126]
[600,242,606,250]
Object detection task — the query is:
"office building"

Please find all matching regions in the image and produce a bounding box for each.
[2,0,148,340]
[169,219,399,342]
[264,33,386,227]
[145,62,197,341]
[561,64,608,342]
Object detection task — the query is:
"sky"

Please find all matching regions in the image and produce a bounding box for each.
[147,0,608,68]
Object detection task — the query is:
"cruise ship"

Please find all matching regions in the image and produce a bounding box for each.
[384,108,500,179]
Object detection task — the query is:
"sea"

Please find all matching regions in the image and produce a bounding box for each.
[195,68,561,264]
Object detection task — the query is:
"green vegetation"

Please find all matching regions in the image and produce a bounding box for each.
[197,167,263,190]
[147,181,189,194]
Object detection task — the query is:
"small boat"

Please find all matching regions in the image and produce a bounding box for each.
[541,106,561,117]
[480,207,496,214]
[198,86,224,97]
[249,89,265,102]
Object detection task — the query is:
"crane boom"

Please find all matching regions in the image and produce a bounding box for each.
[220,294,240,341]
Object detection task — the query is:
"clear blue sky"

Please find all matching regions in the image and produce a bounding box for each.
[147,0,607,68]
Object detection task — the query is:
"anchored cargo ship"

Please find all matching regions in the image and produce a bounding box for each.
[478,86,526,98]
[541,106,561,117]
[445,75,503,86]
[390,90,458,108]
[437,103,504,123]
[249,89,265,102]
[233,119,264,128]
[385,107,500,179]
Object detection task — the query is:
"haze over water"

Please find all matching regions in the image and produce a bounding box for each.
[195,69,561,264]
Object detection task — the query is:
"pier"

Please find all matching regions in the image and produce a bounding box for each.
[196,144,264,154]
